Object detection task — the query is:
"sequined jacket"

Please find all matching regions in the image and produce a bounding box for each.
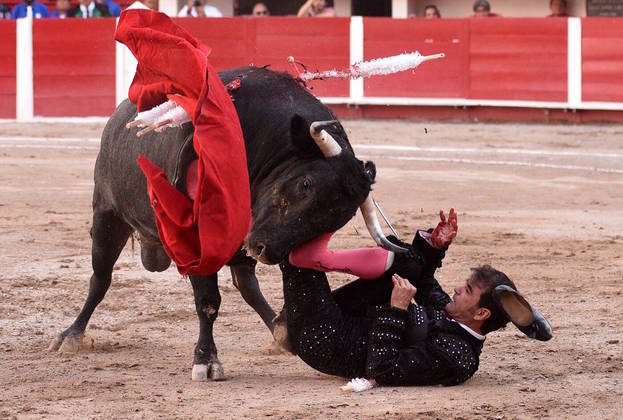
[365,231,484,386]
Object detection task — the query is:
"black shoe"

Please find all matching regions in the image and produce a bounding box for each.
[493,285,552,341]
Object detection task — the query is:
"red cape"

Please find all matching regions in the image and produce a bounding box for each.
[115,10,251,276]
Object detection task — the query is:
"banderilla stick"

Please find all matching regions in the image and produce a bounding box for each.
[126,119,144,129]
[136,119,172,137]
[373,198,400,239]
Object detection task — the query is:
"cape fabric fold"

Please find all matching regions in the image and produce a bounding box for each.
[115,10,251,276]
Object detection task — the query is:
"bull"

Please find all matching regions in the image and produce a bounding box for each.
[49,66,403,380]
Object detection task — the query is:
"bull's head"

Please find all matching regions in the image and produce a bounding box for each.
[245,114,406,264]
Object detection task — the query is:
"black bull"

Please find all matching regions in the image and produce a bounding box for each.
[49,66,381,380]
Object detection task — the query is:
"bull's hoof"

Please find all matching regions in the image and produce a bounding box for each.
[48,333,92,353]
[266,339,292,355]
[48,334,64,352]
[192,362,225,382]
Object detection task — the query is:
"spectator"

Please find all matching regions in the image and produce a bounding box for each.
[142,0,158,11]
[0,3,11,18]
[69,0,111,17]
[251,2,269,16]
[297,0,335,17]
[97,0,121,17]
[472,0,499,17]
[548,0,568,17]
[177,0,222,17]
[51,0,70,17]
[11,0,50,18]
[424,4,440,18]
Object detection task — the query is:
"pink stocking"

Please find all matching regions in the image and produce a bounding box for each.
[289,232,390,279]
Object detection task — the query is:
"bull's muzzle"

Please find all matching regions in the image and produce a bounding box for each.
[243,238,273,265]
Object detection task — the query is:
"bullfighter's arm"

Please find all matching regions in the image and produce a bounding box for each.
[402,208,457,309]
[411,230,452,309]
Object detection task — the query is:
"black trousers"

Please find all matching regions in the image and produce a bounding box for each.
[281,261,394,379]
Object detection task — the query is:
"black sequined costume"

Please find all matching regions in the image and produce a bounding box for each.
[280,230,484,386]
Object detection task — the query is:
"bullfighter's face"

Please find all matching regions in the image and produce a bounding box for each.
[445,276,490,325]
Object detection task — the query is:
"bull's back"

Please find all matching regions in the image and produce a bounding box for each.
[95,99,194,239]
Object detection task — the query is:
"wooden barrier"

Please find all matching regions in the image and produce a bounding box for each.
[363,18,469,98]
[33,18,116,117]
[2,16,622,120]
[176,17,350,97]
[582,18,623,102]
[0,20,16,118]
[468,18,567,101]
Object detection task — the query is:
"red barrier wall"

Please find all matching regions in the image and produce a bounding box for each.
[364,18,469,98]
[174,18,252,71]
[254,17,350,97]
[469,18,567,101]
[0,20,16,119]
[582,18,623,102]
[176,17,350,97]
[2,17,621,120]
[33,19,116,117]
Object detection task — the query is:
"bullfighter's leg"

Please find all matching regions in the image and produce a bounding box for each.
[49,209,133,352]
[280,261,371,378]
[190,274,225,381]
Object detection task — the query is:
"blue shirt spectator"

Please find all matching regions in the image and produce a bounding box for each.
[11,0,50,18]
[101,0,121,16]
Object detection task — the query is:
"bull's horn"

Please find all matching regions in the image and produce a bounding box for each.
[360,194,409,253]
[310,120,342,157]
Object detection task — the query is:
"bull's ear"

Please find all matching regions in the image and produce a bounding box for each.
[290,114,322,157]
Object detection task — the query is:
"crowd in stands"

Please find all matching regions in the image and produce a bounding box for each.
[177,0,220,17]
[0,0,153,19]
[0,0,573,20]
[410,0,570,19]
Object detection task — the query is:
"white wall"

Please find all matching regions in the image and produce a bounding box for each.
[334,0,352,17]
[210,0,232,15]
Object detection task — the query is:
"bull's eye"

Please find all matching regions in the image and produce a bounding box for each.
[300,177,313,194]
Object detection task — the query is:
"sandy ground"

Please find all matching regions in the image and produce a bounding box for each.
[0,120,622,419]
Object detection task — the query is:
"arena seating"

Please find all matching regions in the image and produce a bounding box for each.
[3,0,134,15]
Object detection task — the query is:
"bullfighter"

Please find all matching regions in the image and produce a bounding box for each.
[279,209,552,386]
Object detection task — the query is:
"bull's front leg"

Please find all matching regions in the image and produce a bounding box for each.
[230,262,276,332]
[189,274,225,381]
[227,249,277,332]
[230,259,294,354]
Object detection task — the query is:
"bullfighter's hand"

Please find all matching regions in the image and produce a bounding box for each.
[390,275,417,310]
[431,208,458,249]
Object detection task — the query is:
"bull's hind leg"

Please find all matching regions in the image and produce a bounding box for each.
[49,210,132,352]
[190,274,225,381]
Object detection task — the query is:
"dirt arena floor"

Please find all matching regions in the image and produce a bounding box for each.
[1,119,622,418]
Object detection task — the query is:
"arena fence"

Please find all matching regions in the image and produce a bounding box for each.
[2,16,622,122]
